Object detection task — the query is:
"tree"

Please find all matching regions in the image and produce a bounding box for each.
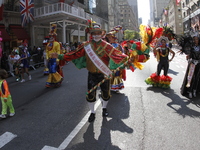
[124,30,140,40]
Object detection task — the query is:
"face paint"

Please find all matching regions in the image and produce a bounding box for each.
[92,35,102,42]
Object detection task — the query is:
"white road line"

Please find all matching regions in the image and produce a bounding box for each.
[42,99,101,150]
[0,132,17,148]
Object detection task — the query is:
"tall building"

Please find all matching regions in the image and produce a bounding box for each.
[153,0,170,26]
[149,0,155,26]
[167,0,183,35]
[0,0,110,49]
[127,0,138,24]
[118,0,138,31]
[181,0,200,33]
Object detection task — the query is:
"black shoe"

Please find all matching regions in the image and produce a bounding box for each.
[102,108,109,117]
[88,113,95,122]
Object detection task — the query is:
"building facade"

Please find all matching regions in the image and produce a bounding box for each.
[0,0,109,53]
[153,0,170,26]
[118,0,138,31]
[181,0,200,33]
[167,0,183,35]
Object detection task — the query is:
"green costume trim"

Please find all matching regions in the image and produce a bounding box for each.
[58,54,64,60]
[72,56,87,69]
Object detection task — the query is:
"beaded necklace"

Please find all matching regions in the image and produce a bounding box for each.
[159,47,168,57]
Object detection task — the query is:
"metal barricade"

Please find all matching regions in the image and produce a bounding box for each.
[29,54,44,70]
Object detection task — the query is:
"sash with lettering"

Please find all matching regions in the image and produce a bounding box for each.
[84,44,112,77]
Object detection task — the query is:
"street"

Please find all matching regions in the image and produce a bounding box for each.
[0,49,200,150]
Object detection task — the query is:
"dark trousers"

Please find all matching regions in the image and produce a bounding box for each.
[157,60,169,76]
[86,72,110,102]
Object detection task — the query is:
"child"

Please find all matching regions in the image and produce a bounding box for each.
[0,69,15,118]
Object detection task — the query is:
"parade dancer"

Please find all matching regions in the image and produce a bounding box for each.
[145,36,175,88]
[106,25,126,92]
[52,21,129,122]
[178,32,200,99]
[45,24,63,88]
[0,69,15,118]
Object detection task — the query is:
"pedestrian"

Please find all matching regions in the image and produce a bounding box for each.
[0,69,15,118]
[65,43,71,53]
[8,50,15,77]
[19,46,31,83]
[45,24,63,88]
[42,48,49,75]
[145,36,175,88]
[179,32,200,99]
[11,48,21,82]
[52,22,129,123]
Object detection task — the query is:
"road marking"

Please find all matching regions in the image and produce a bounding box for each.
[42,99,101,150]
[0,132,17,148]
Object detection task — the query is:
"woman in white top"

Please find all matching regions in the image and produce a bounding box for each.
[8,51,15,76]
[11,49,21,81]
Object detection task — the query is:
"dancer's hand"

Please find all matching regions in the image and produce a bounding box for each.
[51,53,58,58]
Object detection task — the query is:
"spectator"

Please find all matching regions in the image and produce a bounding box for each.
[8,51,15,76]
[11,48,21,82]
[65,43,71,53]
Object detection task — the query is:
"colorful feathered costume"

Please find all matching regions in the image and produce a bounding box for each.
[145,26,176,88]
[121,25,163,71]
[106,25,126,92]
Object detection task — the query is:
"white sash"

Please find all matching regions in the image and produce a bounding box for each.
[84,44,112,76]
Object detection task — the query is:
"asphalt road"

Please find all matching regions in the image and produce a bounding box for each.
[0,49,200,150]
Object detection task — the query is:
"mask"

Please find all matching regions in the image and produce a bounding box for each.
[92,35,102,42]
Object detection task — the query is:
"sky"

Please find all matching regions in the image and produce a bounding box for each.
[138,0,150,25]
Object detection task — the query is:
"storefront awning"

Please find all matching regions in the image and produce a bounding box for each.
[10,25,30,40]
[0,24,11,42]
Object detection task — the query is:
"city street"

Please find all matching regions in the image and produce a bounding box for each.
[0,49,200,150]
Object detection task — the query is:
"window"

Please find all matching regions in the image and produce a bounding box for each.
[78,0,84,4]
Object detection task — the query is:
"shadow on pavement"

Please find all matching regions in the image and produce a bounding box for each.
[66,92,133,150]
[146,87,200,118]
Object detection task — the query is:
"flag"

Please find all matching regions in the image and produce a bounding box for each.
[20,0,34,27]
[176,0,181,5]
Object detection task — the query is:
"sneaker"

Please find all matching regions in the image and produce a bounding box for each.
[29,75,32,80]
[9,113,15,117]
[0,114,6,118]
[88,113,95,122]
[189,92,192,99]
[102,108,109,117]
[21,79,25,83]
[16,78,20,82]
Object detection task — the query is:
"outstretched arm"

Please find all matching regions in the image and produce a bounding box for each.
[169,49,175,62]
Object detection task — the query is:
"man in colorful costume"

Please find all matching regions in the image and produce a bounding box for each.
[45,24,63,88]
[52,21,129,122]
